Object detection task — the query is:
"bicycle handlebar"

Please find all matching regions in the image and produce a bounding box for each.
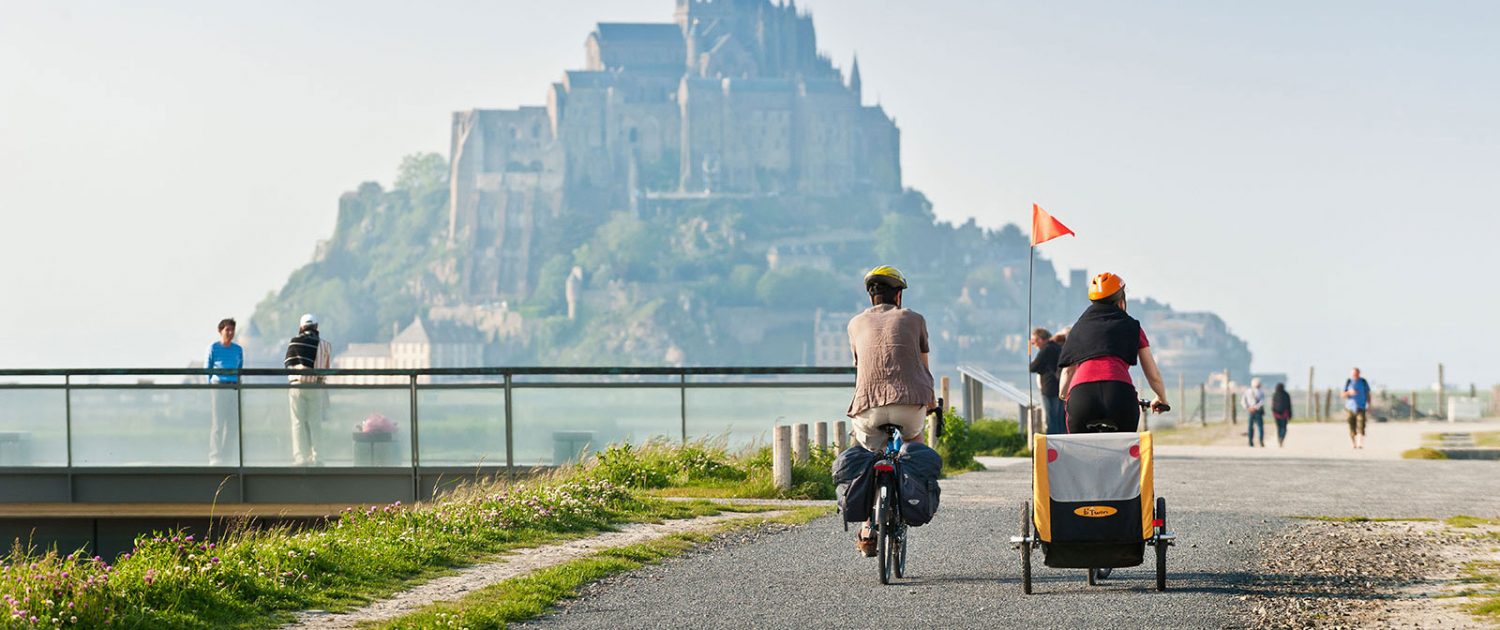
[1138,399,1171,413]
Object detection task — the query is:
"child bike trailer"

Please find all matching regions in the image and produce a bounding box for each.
[1010,431,1175,593]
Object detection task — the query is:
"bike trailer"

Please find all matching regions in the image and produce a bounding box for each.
[1032,431,1154,569]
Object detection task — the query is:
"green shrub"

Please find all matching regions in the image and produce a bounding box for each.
[934,409,984,473]
[589,443,673,488]
[970,419,1028,457]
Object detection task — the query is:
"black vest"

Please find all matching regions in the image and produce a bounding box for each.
[1057,302,1142,368]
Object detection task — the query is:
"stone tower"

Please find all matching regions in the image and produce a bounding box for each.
[448,0,903,302]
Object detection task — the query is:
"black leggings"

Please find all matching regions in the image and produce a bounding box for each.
[1065,381,1139,433]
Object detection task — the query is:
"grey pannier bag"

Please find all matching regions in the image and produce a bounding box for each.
[832,446,878,522]
[896,441,943,526]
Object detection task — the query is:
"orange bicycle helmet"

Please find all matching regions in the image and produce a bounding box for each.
[1088,272,1125,301]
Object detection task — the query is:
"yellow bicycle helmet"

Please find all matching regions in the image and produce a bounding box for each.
[864,265,908,290]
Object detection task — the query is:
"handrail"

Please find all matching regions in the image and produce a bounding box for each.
[0,366,855,378]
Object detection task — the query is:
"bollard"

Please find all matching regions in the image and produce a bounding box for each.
[772,425,792,491]
[834,420,848,450]
[814,421,828,450]
[792,423,809,464]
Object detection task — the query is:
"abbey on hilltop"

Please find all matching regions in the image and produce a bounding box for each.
[250,0,1253,388]
[448,0,901,300]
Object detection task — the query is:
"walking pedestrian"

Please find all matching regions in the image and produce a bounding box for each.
[1028,327,1065,434]
[205,318,243,465]
[1242,377,1266,447]
[1341,367,1372,449]
[1271,382,1293,447]
[285,314,332,466]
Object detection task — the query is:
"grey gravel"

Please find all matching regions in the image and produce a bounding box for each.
[518,456,1499,629]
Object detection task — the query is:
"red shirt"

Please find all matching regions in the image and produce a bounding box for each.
[1069,330,1149,391]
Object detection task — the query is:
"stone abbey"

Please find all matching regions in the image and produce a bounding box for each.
[447,0,901,300]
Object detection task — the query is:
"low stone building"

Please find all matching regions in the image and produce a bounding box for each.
[332,317,486,384]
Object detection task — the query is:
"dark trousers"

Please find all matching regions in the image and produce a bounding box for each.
[1043,395,1067,434]
[1247,409,1265,446]
[1274,415,1289,445]
[1065,381,1139,433]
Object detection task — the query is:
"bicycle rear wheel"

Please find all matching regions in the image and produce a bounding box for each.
[876,486,891,585]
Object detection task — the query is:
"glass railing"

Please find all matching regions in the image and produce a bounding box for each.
[0,368,853,470]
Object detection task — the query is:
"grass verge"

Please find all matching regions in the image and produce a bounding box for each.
[1402,447,1449,460]
[1150,421,1237,446]
[1291,515,1436,523]
[366,506,833,630]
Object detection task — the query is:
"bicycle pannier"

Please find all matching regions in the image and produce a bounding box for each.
[896,442,943,526]
[832,446,877,522]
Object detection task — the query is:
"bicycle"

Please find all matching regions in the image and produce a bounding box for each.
[866,402,942,585]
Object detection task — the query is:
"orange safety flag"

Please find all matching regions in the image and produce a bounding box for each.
[1031,203,1075,246]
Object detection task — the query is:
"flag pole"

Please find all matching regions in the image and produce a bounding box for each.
[1026,241,1035,446]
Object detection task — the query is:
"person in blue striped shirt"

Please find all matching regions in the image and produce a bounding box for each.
[206,318,243,465]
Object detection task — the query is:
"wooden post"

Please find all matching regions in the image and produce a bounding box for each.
[792,423,809,464]
[1324,388,1334,420]
[1224,369,1233,424]
[1437,363,1446,418]
[940,376,950,411]
[1199,383,1207,426]
[1177,373,1185,423]
[814,421,828,450]
[1409,390,1417,421]
[834,420,849,450]
[772,425,792,491]
[1307,366,1315,424]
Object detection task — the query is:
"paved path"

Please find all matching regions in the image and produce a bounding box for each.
[521,453,1500,629]
[1158,419,1500,461]
[285,511,788,630]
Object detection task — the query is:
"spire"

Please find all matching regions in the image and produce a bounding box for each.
[849,54,863,103]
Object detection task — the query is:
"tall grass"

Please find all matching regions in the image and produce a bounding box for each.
[0,439,841,628]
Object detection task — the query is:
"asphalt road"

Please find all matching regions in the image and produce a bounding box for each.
[520,456,1500,629]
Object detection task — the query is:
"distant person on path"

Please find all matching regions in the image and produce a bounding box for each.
[1029,327,1065,434]
[285,314,332,466]
[1271,382,1293,447]
[1243,378,1266,447]
[846,265,937,556]
[1057,273,1169,433]
[1341,367,1372,450]
[205,318,243,466]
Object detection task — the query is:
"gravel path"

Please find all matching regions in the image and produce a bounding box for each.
[283,511,787,630]
[519,455,1500,629]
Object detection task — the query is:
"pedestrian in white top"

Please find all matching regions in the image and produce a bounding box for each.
[1242,378,1266,448]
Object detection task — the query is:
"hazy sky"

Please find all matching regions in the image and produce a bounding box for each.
[2,1,1497,388]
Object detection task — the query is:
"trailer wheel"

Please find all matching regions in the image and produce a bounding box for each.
[1021,502,1032,594]
[1155,496,1168,592]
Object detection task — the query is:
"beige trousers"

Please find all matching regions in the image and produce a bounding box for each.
[289,387,325,465]
[851,404,926,452]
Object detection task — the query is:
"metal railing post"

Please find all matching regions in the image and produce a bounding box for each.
[504,373,514,479]
[679,372,688,444]
[64,374,73,502]
[409,374,420,502]
[236,373,245,502]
